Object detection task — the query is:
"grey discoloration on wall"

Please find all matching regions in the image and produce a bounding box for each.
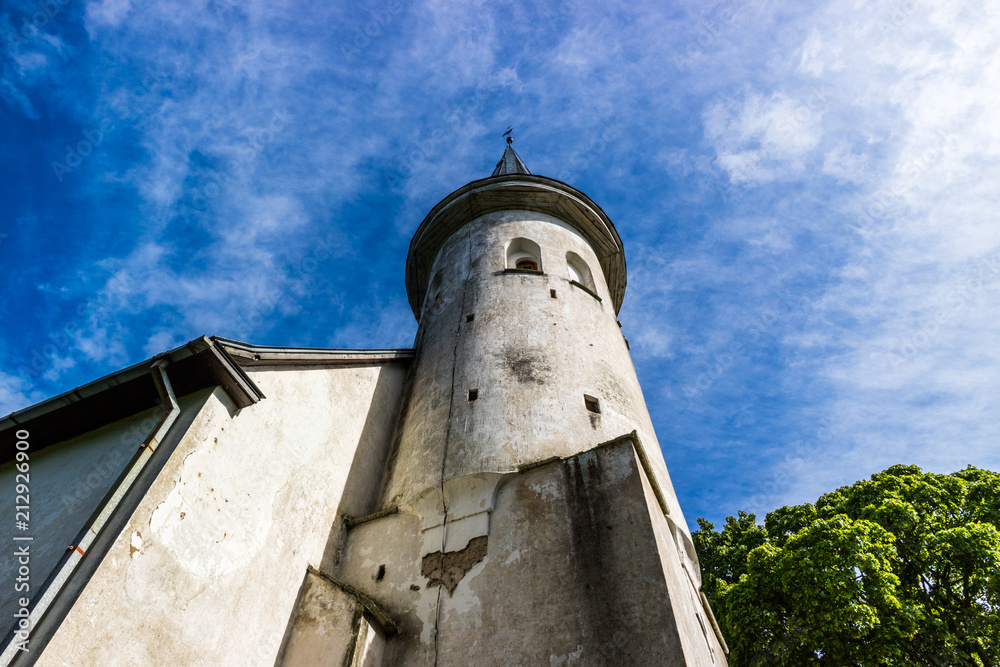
[336,439,723,665]
[454,440,687,666]
[597,359,641,407]
[380,209,690,531]
[420,535,488,595]
[501,347,550,384]
[561,450,630,650]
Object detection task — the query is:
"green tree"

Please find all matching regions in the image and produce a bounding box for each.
[694,465,1000,666]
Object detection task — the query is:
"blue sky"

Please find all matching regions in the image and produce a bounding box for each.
[2,0,998,530]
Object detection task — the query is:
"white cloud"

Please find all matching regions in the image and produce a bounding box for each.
[821,142,870,183]
[0,370,41,416]
[0,8,72,119]
[8,0,1000,528]
[734,0,1000,512]
[143,330,182,356]
[85,0,134,32]
[704,88,827,183]
[797,29,827,77]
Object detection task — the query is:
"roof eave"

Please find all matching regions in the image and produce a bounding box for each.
[0,336,265,461]
[213,337,415,367]
[405,173,626,320]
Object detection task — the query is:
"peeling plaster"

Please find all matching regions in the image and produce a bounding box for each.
[129,531,142,559]
[149,483,182,534]
[420,536,488,595]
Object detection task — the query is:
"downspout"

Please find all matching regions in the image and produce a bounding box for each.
[0,359,180,665]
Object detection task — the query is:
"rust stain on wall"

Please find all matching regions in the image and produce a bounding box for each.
[421,536,488,595]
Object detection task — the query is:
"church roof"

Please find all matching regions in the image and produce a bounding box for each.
[0,336,264,462]
[491,143,531,176]
[0,337,414,462]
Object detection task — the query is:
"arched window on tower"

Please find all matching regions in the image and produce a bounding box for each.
[506,238,542,272]
[566,251,595,292]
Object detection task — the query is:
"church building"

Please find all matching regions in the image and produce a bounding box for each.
[0,142,729,665]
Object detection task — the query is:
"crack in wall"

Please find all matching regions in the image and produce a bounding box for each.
[432,226,475,667]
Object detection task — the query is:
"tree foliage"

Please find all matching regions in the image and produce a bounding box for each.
[694,465,1000,666]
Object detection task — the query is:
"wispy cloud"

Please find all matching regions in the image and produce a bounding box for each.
[2,0,999,530]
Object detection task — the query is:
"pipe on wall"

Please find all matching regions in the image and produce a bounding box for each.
[0,359,181,665]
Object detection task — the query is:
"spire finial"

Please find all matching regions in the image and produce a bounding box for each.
[491,129,530,177]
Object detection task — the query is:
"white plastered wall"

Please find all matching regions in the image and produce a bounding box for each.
[36,363,406,666]
[383,210,691,532]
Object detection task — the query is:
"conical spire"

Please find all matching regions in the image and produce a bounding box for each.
[491,129,530,176]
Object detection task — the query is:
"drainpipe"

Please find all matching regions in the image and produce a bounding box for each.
[0,359,180,665]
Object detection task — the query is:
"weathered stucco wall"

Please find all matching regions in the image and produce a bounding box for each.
[359,205,725,665]
[36,363,406,666]
[339,439,726,666]
[279,569,364,666]
[278,567,387,667]
[381,209,691,533]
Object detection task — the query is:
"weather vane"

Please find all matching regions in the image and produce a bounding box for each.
[503,126,513,145]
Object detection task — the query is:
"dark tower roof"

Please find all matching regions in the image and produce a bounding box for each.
[405,135,626,320]
[491,144,531,176]
[406,174,626,320]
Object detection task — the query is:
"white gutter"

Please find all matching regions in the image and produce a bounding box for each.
[0,359,180,665]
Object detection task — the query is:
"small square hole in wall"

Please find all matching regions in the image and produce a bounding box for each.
[468,389,479,401]
[465,313,475,322]
[550,289,557,298]
[584,395,601,413]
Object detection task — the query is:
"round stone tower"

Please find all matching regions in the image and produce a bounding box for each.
[379,141,687,524]
[337,141,728,665]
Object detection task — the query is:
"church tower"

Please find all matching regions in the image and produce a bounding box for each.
[0,138,728,666]
[330,140,730,665]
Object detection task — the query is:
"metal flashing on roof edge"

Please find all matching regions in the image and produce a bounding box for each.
[213,337,415,367]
